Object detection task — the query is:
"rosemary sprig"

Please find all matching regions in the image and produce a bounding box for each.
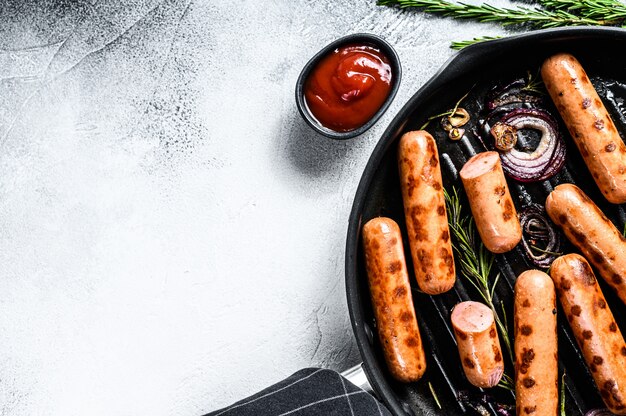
[540,0,626,24]
[521,70,545,95]
[428,381,442,409]
[444,187,515,376]
[560,371,567,416]
[450,36,502,50]
[378,0,603,27]
[498,373,515,392]
[529,244,563,256]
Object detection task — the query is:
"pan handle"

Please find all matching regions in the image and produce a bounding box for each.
[340,362,374,394]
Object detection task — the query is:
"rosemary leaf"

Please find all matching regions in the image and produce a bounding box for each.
[428,381,443,409]
[560,371,567,415]
[451,36,502,50]
[378,0,604,28]
[540,0,626,24]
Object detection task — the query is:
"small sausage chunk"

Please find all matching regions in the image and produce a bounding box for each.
[514,270,558,416]
[362,217,427,382]
[550,254,626,414]
[451,301,504,388]
[398,130,455,294]
[546,183,626,306]
[542,53,626,203]
[460,151,522,253]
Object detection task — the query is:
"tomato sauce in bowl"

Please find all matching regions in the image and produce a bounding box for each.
[304,44,392,132]
[295,34,401,140]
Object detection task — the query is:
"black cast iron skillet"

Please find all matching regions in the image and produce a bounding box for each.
[346,26,626,416]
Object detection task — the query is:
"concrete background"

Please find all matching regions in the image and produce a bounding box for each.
[0,1,506,415]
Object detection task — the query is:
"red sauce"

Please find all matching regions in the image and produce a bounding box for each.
[304,44,392,132]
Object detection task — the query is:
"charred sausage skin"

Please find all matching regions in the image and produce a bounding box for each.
[398,130,455,294]
[451,301,504,388]
[362,217,427,382]
[514,270,558,416]
[546,183,626,306]
[542,53,626,203]
[550,254,626,414]
[460,151,522,253]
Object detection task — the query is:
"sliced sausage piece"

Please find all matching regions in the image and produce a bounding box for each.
[542,53,626,203]
[550,254,626,414]
[451,301,504,388]
[459,151,522,253]
[362,217,427,382]
[546,183,626,306]
[514,270,558,416]
[398,130,455,294]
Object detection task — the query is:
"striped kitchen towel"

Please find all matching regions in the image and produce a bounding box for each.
[206,368,392,416]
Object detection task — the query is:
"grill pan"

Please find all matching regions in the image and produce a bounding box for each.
[345,27,626,416]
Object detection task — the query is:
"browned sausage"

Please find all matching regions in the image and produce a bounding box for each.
[550,254,626,414]
[398,130,455,294]
[459,151,522,253]
[542,53,626,203]
[451,301,504,388]
[514,270,558,416]
[362,217,427,382]
[546,183,626,306]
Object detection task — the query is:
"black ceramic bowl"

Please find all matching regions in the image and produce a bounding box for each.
[295,33,402,140]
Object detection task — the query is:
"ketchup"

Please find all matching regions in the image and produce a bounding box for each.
[304,44,392,132]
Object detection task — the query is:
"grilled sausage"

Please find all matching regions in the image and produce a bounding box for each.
[451,301,504,388]
[542,53,626,203]
[362,217,427,382]
[550,254,626,414]
[546,183,626,306]
[398,130,455,294]
[514,270,558,416]
[459,151,522,253]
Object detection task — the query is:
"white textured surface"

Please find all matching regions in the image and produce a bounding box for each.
[0,1,505,415]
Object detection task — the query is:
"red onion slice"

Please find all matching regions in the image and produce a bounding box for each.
[495,108,566,182]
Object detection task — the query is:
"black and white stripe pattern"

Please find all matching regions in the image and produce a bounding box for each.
[206,368,392,416]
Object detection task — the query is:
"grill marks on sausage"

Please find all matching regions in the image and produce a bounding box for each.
[400,312,413,323]
[406,174,417,197]
[523,405,537,414]
[518,348,535,375]
[409,206,428,242]
[503,199,514,221]
[595,118,606,130]
[405,336,420,348]
[561,278,572,291]
[393,286,407,298]
[520,325,533,336]
[456,329,468,340]
[602,380,624,407]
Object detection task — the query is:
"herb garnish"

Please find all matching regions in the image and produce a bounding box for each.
[378,0,626,49]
